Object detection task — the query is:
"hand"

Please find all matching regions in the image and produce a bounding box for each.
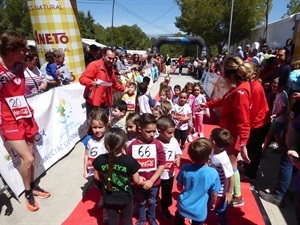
[139,176,146,185]
[240,146,251,164]
[270,114,276,122]
[143,180,154,190]
[209,203,216,211]
[199,103,206,110]
[292,92,300,101]
[225,192,233,204]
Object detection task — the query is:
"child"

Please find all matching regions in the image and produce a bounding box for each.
[82,108,109,179]
[262,77,289,154]
[164,76,174,99]
[92,127,144,225]
[172,85,181,105]
[160,99,173,114]
[193,83,210,138]
[126,113,166,225]
[209,128,234,225]
[158,88,173,106]
[152,105,166,120]
[156,115,182,221]
[136,66,145,84]
[171,91,192,149]
[175,138,221,225]
[184,82,196,143]
[81,108,109,223]
[122,82,137,115]
[137,82,156,114]
[45,51,61,83]
[126,113,140,145]
[143,76,151,95]
[111,99,127,132]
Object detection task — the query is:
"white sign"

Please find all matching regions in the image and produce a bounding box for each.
[0,83,88,197]
[132,144,157,172]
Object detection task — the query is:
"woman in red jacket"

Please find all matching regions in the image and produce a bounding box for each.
[243,62,270,182]
[201,55,252,207]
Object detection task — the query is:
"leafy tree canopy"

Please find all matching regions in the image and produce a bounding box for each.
[283,0,300,17]
[175,0,272,53]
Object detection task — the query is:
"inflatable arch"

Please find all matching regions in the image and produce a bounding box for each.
[152,36,206,54]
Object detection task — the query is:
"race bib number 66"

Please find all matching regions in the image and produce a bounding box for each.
[132,144,157,172]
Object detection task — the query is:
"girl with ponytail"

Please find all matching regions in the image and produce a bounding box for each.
[93,127,144,225]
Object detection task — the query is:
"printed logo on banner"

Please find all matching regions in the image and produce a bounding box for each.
[56,98,72,123]
[4,148,21,171]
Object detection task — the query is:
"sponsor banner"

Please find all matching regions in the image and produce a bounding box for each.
[27,0,85,81]
[0,83,88,196]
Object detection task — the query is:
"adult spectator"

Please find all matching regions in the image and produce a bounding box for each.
[259,92,300,207]
[201,55,252,207]
[242,62,270,182]
[237,46,244,59]
[164,54,171,75]
[285,38,294,60]
[177,55,185,76]
[54,49,71,85]
[84,44,100,67]
[79,47,125,118]
[24,51,47,95]
[274,47,291,92]
[0,31,50,212]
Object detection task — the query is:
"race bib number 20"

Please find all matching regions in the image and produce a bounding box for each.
[132,144,157,172]
[5,96,32,120]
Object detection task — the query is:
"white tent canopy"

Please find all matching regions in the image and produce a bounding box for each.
[81,38,107,48]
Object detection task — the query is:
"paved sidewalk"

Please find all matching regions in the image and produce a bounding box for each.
[0,71,297,225]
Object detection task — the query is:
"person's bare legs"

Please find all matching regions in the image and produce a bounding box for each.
[7,138,34,190]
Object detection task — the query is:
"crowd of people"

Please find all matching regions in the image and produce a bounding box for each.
[1,30,300,225]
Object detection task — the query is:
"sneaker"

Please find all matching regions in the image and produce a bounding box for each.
[240,174,256,183]
[32,186,51,199]
[148,218,158,225]
[192,132,199,137]
[160,207,172,221]
[103,208,109,223]
[199,132,204,138]
[25,193,39,212]
[135,219,147,225]
[179,73,181,76]
[180,145,185,150]
[229,195,244,207]
[187,135,193,142]
[258,191,283,207]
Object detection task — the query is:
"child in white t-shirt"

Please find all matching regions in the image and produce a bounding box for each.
[171,91,192,149]
[209,128,234,225]
[156,115,182,221]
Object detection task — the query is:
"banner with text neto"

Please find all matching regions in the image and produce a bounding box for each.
[27,0,85,81]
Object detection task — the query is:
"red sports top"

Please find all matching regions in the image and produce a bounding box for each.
[0,62,33,124]
[79,58,124,107]
[249,80,270,129]
[206,81,251,147]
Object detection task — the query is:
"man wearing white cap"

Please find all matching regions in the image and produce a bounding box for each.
[237,46,244,59]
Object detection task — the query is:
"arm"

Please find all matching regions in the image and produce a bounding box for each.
[177,183,183,192]
[83,149,88,179]
[174,154,181,167]
[79,62,99,87]
[209,192,218,211]
[132,172,146,185]
[48,64,60,79]
[225,175,234,203]
[143,165,165,190]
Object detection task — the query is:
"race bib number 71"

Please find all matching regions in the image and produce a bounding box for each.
[132,144,157,172]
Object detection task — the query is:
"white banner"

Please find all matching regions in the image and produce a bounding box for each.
[0,83,88,197]
[202,71,220,98]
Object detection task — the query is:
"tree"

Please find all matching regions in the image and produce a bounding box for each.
[0,0,33,39]
[78,11,97,39]
[283,0,300,17]
[175,0,271,54]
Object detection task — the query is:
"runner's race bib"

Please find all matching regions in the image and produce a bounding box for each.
[5,96,32,120]
[132,144,157,172]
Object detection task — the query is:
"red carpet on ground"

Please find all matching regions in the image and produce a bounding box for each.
[62,115,265,225]
[63,93,264,225]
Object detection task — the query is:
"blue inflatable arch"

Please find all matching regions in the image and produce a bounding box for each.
[152,36,205,53]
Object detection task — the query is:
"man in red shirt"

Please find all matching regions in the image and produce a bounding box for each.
[79,48,124,118]
[177,55,185,76]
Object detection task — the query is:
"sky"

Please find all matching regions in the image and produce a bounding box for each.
[76,0,290,37]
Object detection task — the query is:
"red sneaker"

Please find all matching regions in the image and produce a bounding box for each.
[33,186,51,199]
[25,193,39,212]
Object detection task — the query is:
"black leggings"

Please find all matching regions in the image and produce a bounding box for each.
[107,201,133,225]
[175,129,187,147]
